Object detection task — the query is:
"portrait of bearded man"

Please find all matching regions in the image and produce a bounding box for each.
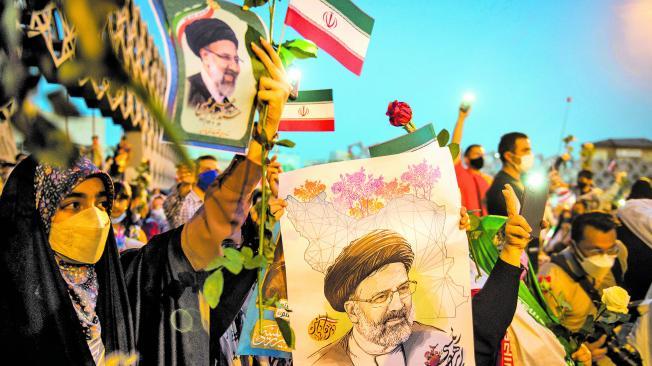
[310,229,461,366]
[184,18,241,114]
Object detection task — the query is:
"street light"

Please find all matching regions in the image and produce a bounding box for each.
[287,67,302,100]
[460,92,475,112]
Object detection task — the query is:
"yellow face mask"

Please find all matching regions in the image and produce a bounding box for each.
[49,207,111,264]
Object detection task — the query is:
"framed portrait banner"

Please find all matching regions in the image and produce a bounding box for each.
[279,144,475,366]
[161,0,267,153]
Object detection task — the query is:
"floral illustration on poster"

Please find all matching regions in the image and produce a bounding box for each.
[279,145,474,365]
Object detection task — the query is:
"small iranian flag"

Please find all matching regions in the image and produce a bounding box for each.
[279,89,334,132]
[285,0,374,75]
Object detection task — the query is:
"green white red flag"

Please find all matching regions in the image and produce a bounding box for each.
[279,89,334,131]
[284,0,374,75]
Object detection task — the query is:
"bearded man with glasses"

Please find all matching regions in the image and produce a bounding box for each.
[309,229,454,366]
[185,18,242,115]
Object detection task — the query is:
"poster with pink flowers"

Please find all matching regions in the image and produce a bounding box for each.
[279,144,474,366]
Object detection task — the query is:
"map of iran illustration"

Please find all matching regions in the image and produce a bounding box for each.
[284,161,469,319]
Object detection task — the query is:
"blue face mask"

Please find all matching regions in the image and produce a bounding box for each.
[197,170,219,192]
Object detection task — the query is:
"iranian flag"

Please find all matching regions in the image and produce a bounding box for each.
[279,89,334,132]
[284,0,374,75]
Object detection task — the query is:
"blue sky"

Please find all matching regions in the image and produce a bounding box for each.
[40,0,652,163]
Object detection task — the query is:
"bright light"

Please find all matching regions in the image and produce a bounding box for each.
[287,67,302,84]
[462,92,476,104]
[618,198,626,207]
[525,171,546,189]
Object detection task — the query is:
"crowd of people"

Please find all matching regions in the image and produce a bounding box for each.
[0,39,649,366]
[453,107,651,365]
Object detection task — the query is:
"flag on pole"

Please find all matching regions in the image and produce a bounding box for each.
[284,0,374,75]
[279,89,334,131]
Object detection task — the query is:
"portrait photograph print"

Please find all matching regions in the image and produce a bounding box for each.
[279,145,475,366]
[171,1,266,153]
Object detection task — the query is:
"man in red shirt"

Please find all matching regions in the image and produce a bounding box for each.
[451,106,492,216]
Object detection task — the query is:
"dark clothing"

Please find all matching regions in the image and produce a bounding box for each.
[121,156,261,366]
[188,73,212,107]
[0,156,134,365]
[187,73,230,108]
[121,225,258,366]
[486,170,524,216]
[472,258,522,366]
[619,224,652,301]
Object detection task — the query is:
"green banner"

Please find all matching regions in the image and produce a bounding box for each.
[368,123,437,157]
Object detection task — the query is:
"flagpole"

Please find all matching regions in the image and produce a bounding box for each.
[557,97,572,154]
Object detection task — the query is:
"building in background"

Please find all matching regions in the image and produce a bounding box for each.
[591,138,652,188]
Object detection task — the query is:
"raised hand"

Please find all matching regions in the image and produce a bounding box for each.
[500,184,532,267]
[251,37,291,137]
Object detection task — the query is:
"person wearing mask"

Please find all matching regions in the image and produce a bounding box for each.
[145,193,169,237]
[164,155,220,229]
[575,169,626,212]
[450,105,493,216]
[540,212,629,365]
[111,181,147,252]
[486,132,533,216]
[617,177,652,301]
[0,38,289,365]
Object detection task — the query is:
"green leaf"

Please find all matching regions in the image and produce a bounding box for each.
[278,47,297,68]
[281,39,318,59]
[222,248,244,274]
[223,259,243,275]
[437,129,450,147]
[205,256,227,271]
[275,139,296,148]
[243,0,269,8]
[203,270,224,308]
[275,317,296,349]
[448,143,460,160]
[244,254,268,270]
[241,246,254,260]
[224,247,245,263]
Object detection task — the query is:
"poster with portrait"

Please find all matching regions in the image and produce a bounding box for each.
[279,144,475,365]
[165,0,267,153]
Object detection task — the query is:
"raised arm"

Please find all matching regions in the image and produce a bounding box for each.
[181,38,290,271]
[472,184,532,364]
[451,107,471,164]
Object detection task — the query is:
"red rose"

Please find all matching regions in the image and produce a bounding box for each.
[386,100,412,127]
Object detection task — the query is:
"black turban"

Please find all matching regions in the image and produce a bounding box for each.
[185,18,238,57]
[323,230,414,312]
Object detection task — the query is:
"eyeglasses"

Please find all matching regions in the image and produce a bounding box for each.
[574,240,620,257]
[350,280,417,306]
[581,245,620,257]
[203,48,243,65]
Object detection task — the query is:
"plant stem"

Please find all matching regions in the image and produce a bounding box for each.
[466,232,482,279]
[256,104,270,333]
[268,0,277,41]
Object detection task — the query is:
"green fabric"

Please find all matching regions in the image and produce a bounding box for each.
[470,215,576,364]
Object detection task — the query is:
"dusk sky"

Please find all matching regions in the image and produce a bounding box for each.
[45,0,652,164]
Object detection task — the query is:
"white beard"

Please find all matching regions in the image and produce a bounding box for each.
[353,302,415,348]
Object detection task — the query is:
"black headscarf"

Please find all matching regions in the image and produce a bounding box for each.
[0,156,135,364]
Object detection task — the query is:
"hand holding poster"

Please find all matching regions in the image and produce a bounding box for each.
[279,144,475,365]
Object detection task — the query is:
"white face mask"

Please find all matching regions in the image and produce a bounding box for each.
[575,244,617,280]
[50,207,111,264]
[517,153,534,173]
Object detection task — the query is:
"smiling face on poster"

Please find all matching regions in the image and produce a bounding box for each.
[172,2,265,153]
[279,145,475,366]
